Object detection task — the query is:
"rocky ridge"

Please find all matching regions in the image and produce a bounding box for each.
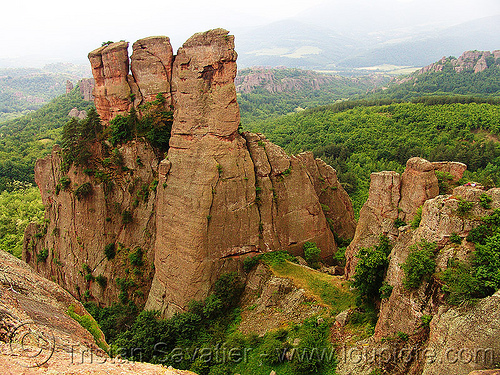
[339,158,500,375]
[395,50,500,85]
[24,29,356,317]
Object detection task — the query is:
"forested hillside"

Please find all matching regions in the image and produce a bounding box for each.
[248,98,500,213]
[236,67,389,126]
[0,64,89,123]
[0,85,93,191]
[371,51,500,100]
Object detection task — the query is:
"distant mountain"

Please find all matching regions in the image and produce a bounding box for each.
[235,20,360,70]
[0,64,91,123]
[338,15,500,68]
[235,14,500,70]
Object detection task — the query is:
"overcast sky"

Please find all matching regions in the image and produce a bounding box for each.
[1,0,498,67]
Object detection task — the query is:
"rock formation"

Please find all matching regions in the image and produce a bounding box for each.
[344,157,466,278]
[79,78,95,101]
[24,29,355,317]
[395,50,500,85]
[338,159,500,375]
[0,249,106,367]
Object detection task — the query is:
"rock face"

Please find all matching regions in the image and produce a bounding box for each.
[79,78,95,101]
[0,250,106,366]
[88,41,132,122]
[338,159,500,375]
[24,142,158,307]
[25,29,355,317]
[344,157,466,279]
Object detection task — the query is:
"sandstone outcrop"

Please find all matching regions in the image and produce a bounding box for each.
[88,41,132,122]
[25,29,355,317]
[338,158,500,375]
[0,249,106,367]
[79,78,95,101]
[344,157,466,279]
[24,142,158,307]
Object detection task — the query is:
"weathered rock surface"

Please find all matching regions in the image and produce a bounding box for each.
[26,29,354,317]
[79,78,95,101]
[88,41,131,122]
[24,142,158,307]
[131,36,173,105]
[0,250,106,367]
[345,157,466,279]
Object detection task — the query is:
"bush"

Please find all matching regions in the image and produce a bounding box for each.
[74,182,92,201]
[450,232,462,245]
[352,235,391,303]
[96,275,107,288]
[466,224,491,245]
[122,210,133,225]
[402,240,437,289]
[440,259,481,305]
[59,175,71,190]
[37,248,49,263]
[303,241,321,269]
[129,247,143,267]
[435,170,454,194]
[457,198,474,216]
[393,218,406,228]
[104,243,116,260]
[420,314,432,327]
[411,206,423,229]
[243,256,260,272]
[480,193,493,209]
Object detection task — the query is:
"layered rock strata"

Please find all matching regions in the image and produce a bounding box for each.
[25,29,355,317]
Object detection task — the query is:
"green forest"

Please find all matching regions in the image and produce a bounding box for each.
[248,98,500,213]
[0,65,89,123]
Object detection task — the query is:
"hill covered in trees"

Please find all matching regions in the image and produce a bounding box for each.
[371,50,500,100]
[236,67,389,127]
[0,85,93,191]
[0,64,90,123]
[248,98,500,213]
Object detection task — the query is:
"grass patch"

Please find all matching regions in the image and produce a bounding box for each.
[269,260,355,314]
[67,303,109,353]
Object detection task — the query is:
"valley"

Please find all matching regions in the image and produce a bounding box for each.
[0,24,499,375]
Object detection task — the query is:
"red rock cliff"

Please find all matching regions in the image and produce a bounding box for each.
[24,29,356,317]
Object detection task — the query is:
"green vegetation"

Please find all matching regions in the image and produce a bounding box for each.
[303,241,321,269]
[352,235,391,303]
[0,186,44,258]
[0,66,89,123]
[237,67,388,128]
[104,243,116,260]
[0,85,93,191]
[74,182,92,201]
[411,206,423,229]
[67,303,109,352]
[480,193,493,209]
[368,57,500,100]
[456,198,474,217]
[401,240,437,289]
[36,248,49,263]
[440,209,500,304]
[248,100,500,214]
